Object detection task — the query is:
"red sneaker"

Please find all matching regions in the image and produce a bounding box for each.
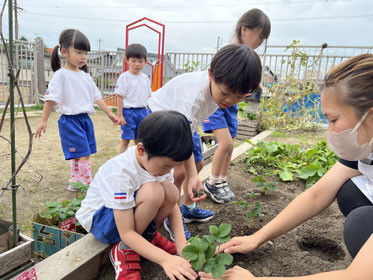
[109,242,141,280]
[151,231,177,255]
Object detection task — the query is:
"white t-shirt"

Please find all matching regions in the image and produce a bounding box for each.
[115,71,151,108]
[148,71,218,134]
[76,146,174,232]
[44,68,102,115]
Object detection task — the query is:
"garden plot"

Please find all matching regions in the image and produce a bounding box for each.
[98,130,352,279]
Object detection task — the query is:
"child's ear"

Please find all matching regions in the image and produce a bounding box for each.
[136,142,146,156]
[208,68,212,82]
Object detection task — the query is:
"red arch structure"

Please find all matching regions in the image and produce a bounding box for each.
[125,17,165,90]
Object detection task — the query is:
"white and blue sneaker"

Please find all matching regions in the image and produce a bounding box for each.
[163,217,191,242]
[180,203,214,223]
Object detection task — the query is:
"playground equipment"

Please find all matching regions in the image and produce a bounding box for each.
[125,17,165,91]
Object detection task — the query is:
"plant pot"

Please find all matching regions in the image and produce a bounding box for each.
[0,219,34,277]
[31,212,85,258]
[236,120,259,141]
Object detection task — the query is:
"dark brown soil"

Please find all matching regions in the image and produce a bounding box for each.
[98,160,351,279]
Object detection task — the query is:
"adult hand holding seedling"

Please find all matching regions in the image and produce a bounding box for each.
[199,265,255,280]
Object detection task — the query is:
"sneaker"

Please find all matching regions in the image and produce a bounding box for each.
[203,181,231,203]
[163,217,191,242]
[180,204,214,223]
[217,181,235,201]
[151,231,177,255]
[67,184,77,192]
[109,242,141,280]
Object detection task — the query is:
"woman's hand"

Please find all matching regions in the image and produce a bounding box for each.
[218,235,261,254]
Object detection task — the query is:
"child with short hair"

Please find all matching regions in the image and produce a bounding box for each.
[35,29,120,191]
[76,111,197,280]
[203,8,271,204]
[148,44,262,240]
[115,43,151,153]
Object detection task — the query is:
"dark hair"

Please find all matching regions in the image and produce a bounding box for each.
[125,44,147,60]
[324,53,373,118]
[235,8,271,47]
[51,29,91,72]
[138,111,193,161]
[210,44,262,95]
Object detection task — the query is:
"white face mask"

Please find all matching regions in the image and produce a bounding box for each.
[326,111,373,161]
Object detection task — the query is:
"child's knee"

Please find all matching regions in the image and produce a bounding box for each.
[140,182,165,206]
[164,183,180,206]
[220,139,234,153]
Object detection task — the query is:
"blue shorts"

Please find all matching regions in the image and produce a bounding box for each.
[202,105,238,138]
[90,190,156,245]
[121,107,148,140]
[193,131,203,163]
[58,114,97,160]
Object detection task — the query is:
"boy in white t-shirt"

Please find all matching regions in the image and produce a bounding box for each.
[148,44,262,240]
[76,111,197,280]
[115,43,151,153]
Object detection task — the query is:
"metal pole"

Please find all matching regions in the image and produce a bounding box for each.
[14,0,18,40]
[9,0,18,247]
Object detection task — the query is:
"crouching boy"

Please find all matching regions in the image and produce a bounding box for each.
[76,111,197,280]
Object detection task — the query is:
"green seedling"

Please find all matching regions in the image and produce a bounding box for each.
[39,198,82,223]
[251,176,277,195]
[69,181,90,193]
[182,223,233,279]
[234,201,263,229]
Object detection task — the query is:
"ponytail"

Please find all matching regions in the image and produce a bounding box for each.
[51,45,61,72]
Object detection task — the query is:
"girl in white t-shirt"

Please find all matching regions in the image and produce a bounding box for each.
[35,29,120,191]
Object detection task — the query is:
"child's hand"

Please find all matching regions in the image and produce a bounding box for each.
[35,121,47,138]
[187,176,206,202]
[160,255,197,280]
[118,115,127,126]
[107,112,121,125]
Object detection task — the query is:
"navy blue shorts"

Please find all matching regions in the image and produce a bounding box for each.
[202,105,238,138]
[193,131,203,163]
[121,107,148,140]
[90,190,156,245]
[58,114,97,160]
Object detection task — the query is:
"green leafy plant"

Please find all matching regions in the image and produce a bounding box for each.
[234,201,263,228]
[237,101,258,121]
[39,199,81,223]
[243,140,337,188]
[258,40,324,131]
[251,176,277,195]
[182,224,233,279]
[69,181,90,193]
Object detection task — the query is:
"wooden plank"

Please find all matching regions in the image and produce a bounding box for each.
[11,233,110,280]
[0,234,34,277]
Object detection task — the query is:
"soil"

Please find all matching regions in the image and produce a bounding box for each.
[98,129,352,279]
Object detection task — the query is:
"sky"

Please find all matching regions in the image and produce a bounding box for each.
[2,0,373,53]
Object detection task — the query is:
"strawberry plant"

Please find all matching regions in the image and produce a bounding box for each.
[182,223,233,279]
[243,140,337,188]
[251,176,277,195]
[39,198,82,223]
[234,201,263,228]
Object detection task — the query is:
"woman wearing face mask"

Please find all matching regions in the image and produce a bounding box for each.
[200,54,373,279]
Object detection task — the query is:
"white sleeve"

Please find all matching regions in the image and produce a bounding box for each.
[88,74,102,102]
[44,72,63,105]
[114,74,127,98]
[99,173,136,210]
[147,76,152,97]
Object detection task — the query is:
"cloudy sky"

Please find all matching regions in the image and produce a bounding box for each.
[2,0,373,53]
